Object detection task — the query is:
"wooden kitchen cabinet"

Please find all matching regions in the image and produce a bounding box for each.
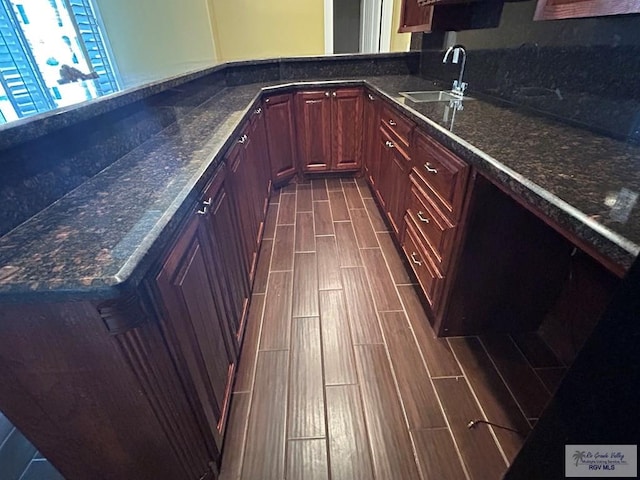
[225,114,270,287]
[202,169,250,346]
[295,87,364,173]
[153,204,237,454]
[248,105,272,219]
[534,0,640,20]
[412,129,469,222]
[263,93,297,186]
[363,90,381,188]
[378,126,411,237]
[295,90,332,172]
[226,132,259,283]
[399,0,434,32]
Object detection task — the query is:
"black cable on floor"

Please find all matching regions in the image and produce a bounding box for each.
[467,419,525,436]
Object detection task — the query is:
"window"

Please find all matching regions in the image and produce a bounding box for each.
[0,0,120,124]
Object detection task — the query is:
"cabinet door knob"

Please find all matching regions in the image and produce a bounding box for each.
[238,134,247,144]
[265,98,270,103]
[197,206,208,215]
[385,140,395,148]
[388,119,397,126]
[254,107,262,115]
[203,197,212,206]
[411,252,422,266]
[325,91,330,97]
[368,94,375,101]
[424,162,438,174]
[417,211,430,223]
[332,92,337,97]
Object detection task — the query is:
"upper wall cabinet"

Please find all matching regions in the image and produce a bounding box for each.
[399,0,506,32]
[399,0,434,32]
[534,0,640,20]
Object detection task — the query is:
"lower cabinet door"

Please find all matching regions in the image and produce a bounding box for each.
[378,128,410,236]
[154,213,237,452]
[204,168,250,347]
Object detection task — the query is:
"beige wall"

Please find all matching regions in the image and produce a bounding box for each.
[208,0,325,61]
[95,0,217,87]
[390,0,411,52]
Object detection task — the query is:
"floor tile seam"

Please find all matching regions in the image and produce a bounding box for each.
[475,337,539,430]
[239,196,279,478]
[355,244,426,478]
[389,283,472,480]
[446,337,511,467]
[366,309,434,480]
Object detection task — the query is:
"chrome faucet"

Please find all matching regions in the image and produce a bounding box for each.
[442,45,467,97]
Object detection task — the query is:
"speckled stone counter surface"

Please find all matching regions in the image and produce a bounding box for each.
[0,67,638,302]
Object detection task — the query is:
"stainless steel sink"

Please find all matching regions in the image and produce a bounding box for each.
[398,90,473,103]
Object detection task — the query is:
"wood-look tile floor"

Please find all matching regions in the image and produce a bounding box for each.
[220,177,566,480]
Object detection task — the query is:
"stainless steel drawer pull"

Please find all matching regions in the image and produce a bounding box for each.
[385,141,395,148]
[411,252,422,266]
[254,107,262,115]
[389,119,397,126]
[332,91,337,97]
[424,162,438,174]
[368,94,375,101]
[325,91,330,97]
[417,212,430,223]
[203,197,212,206]
[238,134,248,144]
[197,206,208,215]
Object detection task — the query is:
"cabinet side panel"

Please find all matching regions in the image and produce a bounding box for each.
[0,301,189,480]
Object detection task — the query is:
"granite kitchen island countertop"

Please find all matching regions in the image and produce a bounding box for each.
[0,72,638,302]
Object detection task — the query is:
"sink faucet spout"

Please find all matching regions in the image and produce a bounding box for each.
[443,44,467,97]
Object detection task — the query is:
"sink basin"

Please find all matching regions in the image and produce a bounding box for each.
[398,90,473,103]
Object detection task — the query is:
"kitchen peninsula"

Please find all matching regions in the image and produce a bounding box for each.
[0,52,635,479]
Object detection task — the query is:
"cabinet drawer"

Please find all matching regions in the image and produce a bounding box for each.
[407,179,456,270]
[412,129,469,221]
[403,220,444,308]
[380,103,414,149]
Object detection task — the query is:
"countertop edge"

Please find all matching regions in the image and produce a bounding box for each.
[0,76,636,303]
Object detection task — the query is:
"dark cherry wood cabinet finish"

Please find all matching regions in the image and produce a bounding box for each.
[295,90,332,172]
[363,91,381,188]
[534,0,640,20]
[412,128,469,222]
[332,88,364,171]
[225,136,259,284]
[202,170,251,345]
[225,115,270,287]
[153,208,237,454]
[0,300,205,480]
[377,126,411,237]
[295,88,364,173]
[263,93,297,186]
[398,0,434,32]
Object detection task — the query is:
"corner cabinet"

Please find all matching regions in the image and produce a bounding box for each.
[263,93,297,186]
[295,87,364,173]
[534,0,640,20]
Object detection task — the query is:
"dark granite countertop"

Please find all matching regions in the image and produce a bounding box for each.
[0,72,638,302]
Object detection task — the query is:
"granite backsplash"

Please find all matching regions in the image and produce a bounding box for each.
[0,53,419,238]
[419,43,640,142]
